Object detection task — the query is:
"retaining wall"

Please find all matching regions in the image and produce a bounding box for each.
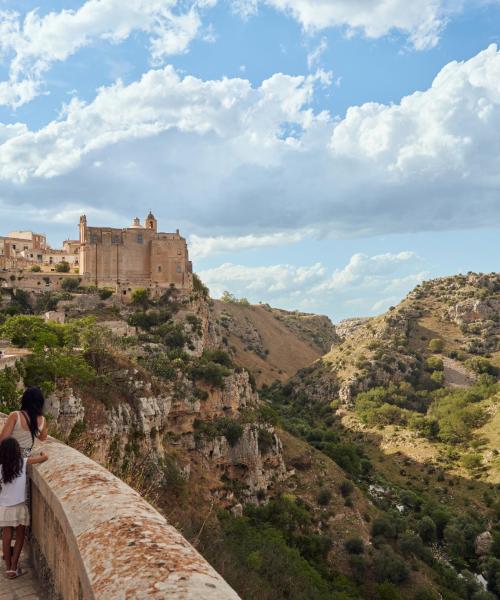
[0,415,240,600]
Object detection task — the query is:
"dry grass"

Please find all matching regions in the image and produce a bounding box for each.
[213,301,324,385]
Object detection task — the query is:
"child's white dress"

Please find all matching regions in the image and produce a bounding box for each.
[0,459,30,527]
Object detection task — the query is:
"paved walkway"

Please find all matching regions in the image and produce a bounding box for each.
[0,546,43,600]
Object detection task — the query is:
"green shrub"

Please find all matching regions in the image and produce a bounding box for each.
[192,274,209,299]
[344,537,364,554]
[317,488,332,506]
[0,367,20,413]
[426,356,444,371]
[371,517,396,540]
[202,349,233,368]
[190,361,229,388]
[465,357,498,376]
[218,418,244,447]
[257,428,274,454]
[55,261,70,273]
[31,265,41,272]
[428,338,444,353]
[461,453,483,472]
[418,516,437,544]
[131,288,150,308]
[374,548,409,584]
[340,480,354,497]
[61,277,80,292]
[374,582,403,600]
[98,288,114,300]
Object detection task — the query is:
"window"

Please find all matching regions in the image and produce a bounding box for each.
[176,265,181,273]
[12,244,16,250]
[177,249,181,255]
[157,265,162,272]
[112,235,121,244]
[136,234,143,244]
[24,246,28,251]
[90,234,98,244]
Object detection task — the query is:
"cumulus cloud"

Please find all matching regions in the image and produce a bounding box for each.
[233,0,455,49]
[0,0,215,107]
[1,45,500,238]
[189,230,310,259]
[199,251,427,318]
[0,66,323,181]
[199,261,326,296]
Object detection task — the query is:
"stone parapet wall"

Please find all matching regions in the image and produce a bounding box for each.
[0,415,240,600]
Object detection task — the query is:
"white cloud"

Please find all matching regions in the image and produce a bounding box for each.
[318,252,422,291]
[307,37,328,70]
[190,230,310,258]
[1,46,500,237]
[199,261,326,297]
[0,66,322,181]
[0,0,214,107]
[198,251,427,318]
[234,0,455,49]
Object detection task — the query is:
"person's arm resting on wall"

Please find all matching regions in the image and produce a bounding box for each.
[0,412,17,442]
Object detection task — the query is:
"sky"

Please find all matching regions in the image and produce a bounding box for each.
[0,0,499,322]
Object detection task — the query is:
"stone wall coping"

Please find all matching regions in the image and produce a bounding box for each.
[0,414,240,599]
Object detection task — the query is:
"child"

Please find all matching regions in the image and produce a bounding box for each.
[0,437,47,579]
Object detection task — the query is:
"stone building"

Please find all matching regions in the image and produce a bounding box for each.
[1,214,193,295]
[79,213,193,293]
[0,230,80,271]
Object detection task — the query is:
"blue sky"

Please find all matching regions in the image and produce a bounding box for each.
[0,0,499,321]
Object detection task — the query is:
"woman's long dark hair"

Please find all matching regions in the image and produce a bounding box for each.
[20,386,45,442]
[0,437,23,490]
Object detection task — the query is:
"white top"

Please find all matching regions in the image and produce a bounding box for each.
[0,459,27,506]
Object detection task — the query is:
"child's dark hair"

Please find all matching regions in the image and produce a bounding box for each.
[21,386,45,442]
[0,437,23,491]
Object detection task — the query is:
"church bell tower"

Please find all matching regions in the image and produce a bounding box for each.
[145,211,157,232]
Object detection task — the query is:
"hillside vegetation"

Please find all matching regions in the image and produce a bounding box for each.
[0,273,499,600]
[259,273,500,600]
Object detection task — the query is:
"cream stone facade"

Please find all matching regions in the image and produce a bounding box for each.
[1,213,193,295]
[79,213,193,293]
[0,230,79,271]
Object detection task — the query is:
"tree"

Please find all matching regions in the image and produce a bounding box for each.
[418,516,437,545]
[344,537,364,554]
[0,368,20,412]
[30,265,41,272]
[374,548,409,584]
[131,287,150,309]
[0,315,64,350]
[221,290,237,303]
[61,278,80,292]
[371,517,396,540]
[55,261,71,273]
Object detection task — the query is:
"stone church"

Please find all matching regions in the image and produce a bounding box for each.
[79,213,193,293]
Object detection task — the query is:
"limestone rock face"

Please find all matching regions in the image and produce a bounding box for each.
[336,318,371,341]
[53,364,284,505]
[448,299,499,325]
[475,531,493,556]
[46,388,85,437]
